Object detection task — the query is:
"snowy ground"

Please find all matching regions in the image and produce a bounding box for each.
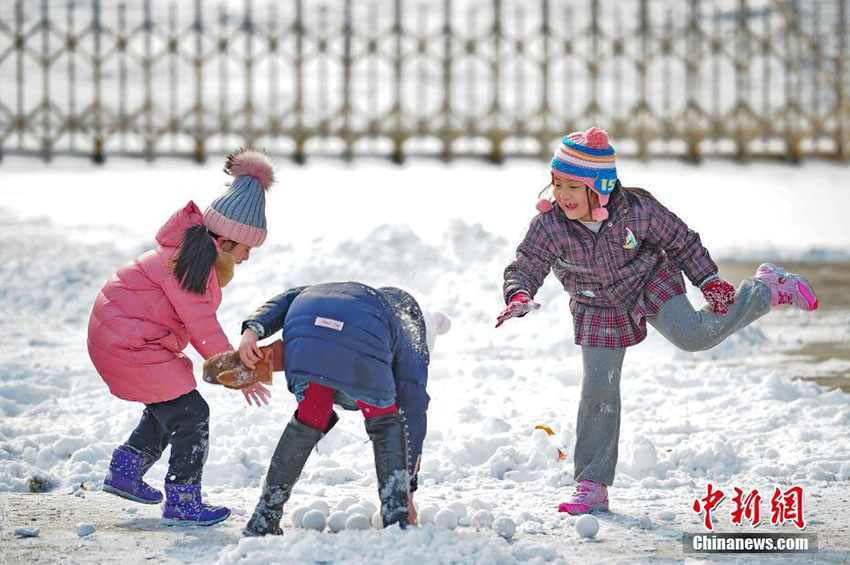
[1,157,850,563]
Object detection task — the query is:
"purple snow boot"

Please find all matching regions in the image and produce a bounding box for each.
[102,448,163,504]
[162,483,230,526]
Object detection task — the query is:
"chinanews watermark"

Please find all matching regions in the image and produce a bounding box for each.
[684,533,817,554]
[684,483,818,554]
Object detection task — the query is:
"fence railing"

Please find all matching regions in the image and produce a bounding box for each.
[1,0,848,163]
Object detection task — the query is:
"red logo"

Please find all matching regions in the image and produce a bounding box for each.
[693,484,806,531]
[692,483,726,531]
[731,488,762,527]
[770,486,806,529]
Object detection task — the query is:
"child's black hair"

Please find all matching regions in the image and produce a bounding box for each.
[173,225,218,294]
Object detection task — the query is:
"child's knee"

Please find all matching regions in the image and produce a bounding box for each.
[581,370,621,404]
[671,334,718,353]
[189,394,211,422]
[173,392,210,430]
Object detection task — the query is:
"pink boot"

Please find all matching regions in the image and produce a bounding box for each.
[755,263,818,311]
[558,479,609,515]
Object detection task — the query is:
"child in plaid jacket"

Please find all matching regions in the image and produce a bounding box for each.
[497,127,819,515]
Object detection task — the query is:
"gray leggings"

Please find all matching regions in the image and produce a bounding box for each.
[574,278,771,485]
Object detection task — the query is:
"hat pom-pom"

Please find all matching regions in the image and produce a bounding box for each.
[536,199,553,213]
[584,127,609,149]
[224,147,276,190]
[591,207,609,221]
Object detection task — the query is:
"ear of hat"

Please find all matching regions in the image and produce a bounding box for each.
[423,310,452,355]
[203,147,276,248]
[213,251,235,288]
[544,126,617,221]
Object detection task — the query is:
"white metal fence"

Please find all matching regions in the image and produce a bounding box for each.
[1,0,848,162]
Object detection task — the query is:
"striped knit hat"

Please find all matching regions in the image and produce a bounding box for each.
[203,148,275,248]
[547,127,617,221]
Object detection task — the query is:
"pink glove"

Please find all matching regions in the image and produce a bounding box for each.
[242,381,271,407]
[701,277,736,315]
[495,293,541,328]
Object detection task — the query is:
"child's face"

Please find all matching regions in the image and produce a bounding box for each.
[553,177,592,220]
[220,240,252,263]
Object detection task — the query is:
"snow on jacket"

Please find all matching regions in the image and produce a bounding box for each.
[242,282,431,488]
[503,186,718,346]
[87,201,233,404]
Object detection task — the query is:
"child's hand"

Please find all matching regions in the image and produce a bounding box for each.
[702,277,736,315]
[495,293,541,328]
[239,328,262,369]
[242,381,271,407]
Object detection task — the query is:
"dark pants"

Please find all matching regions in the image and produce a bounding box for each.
[122,390,210,484]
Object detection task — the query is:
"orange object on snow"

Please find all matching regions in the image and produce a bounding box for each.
[534,425,566,461]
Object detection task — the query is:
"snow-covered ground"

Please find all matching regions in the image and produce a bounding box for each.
[1,156,849,563]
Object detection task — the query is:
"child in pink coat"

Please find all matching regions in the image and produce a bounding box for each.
[87,148,275,526]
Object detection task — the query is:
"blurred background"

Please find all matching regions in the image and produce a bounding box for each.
[0,0,848,163]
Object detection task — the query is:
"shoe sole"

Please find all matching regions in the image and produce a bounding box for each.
[103,484,162,505]
[162,510,231,527]
[757,263,819,311]
[558,500,609,515]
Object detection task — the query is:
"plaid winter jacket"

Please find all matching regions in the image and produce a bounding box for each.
[503,185,718,347]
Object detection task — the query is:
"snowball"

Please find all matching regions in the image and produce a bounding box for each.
[418,505,439,525]
[345,513,371,531]
[302,509,327,531]
[471,509,494,529]
[359,500,377,516]
[76,523,95,537]
[638,514,652,530]
[575,514,599,538]
[14,527,39,538]
[291,506,310,528]
[309,500,330,516]
[434,508,458,530]
[335,496,358,512]
[371,511,383,529]
[492,517,516,539]
[347,504,371,517]
[446,501,467,518]
[328,511,349,533]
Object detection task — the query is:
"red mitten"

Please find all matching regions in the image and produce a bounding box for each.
[701,278,736,315]
[495,293,541,328]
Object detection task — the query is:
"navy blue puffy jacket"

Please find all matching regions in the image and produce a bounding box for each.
[242,282,430,490]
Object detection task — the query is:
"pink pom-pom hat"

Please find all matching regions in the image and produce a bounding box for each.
[203,148,276,247]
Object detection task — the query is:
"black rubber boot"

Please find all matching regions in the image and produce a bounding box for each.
[364,413,410,528]
[243,411,338,536]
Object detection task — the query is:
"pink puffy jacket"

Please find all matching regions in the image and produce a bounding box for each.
[87,201,234,404]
